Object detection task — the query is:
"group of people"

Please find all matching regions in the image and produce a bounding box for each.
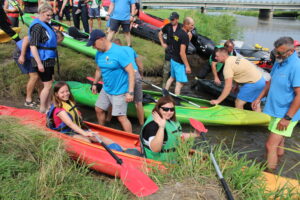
[4,2,300,170]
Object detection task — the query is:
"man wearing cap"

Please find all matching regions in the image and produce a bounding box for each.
[165,17,194,95]
[252,37,300,171]
[106,0,136,46]
[87,29,135,133]
[158,12,182,88]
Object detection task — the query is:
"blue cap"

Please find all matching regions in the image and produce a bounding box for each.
[86,29,106,46]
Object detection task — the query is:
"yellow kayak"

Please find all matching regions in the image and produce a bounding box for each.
[0,27,21,43]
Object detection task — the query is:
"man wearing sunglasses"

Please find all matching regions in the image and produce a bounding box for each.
[252,37,300,171]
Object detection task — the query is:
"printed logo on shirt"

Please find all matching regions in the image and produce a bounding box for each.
[235,57,241,65]
[174,35,179,42]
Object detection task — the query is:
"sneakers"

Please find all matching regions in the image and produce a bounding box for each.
[24,101,38,108]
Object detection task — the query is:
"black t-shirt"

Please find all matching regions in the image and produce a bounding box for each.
[171,28,189,64]
[161,23,182,61]
[142,121,168,146]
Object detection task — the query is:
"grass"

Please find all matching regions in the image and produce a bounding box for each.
[0,116,131,200]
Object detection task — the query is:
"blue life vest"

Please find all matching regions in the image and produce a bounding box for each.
[28,18,57,61]
[16,39,31,60]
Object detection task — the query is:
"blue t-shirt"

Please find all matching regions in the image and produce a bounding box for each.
[111,0,135,21]
[122,46,138,71]
[263,52,300,121]
[95,43,131,95]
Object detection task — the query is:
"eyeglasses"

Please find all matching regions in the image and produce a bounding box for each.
[160,107,175,112]
[275,48,292,56]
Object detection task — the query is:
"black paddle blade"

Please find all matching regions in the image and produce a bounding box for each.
[162,88,170,97]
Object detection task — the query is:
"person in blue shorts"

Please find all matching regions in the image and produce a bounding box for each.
[252,37,300,171]
[165,17,194,95]
[210,47,265,111]
[13,36,42,107]
[87,29,135,133]
[88,0,101,32]
[112,38,144,125]
[105,0,136,46]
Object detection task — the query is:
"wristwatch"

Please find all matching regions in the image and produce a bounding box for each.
[283,114,292,121]
[128,91,134,96]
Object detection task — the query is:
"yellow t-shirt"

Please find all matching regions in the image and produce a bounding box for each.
[223,56,262,83]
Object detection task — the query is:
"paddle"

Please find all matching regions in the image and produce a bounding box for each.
[189,118,234,200]
[11,0,24,24]
[141,79,202,108]
[92,133,159,197]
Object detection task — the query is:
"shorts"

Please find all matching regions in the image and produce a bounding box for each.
[134,71,143,103]
[109,18,130,32]
[268,117,298,137]
[37,67,54,82]
[95,89,128,116]
[88,7,100,18]
[170,59,188,83]
[237,76,265,103]
[13,49,37,74]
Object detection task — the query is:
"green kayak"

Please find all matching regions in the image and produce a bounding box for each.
[22,14,96,57]
[66,81,271,126]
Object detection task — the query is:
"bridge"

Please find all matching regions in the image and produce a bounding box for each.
[141,0,300,19]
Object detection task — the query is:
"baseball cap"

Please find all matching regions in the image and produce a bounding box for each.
[86,29,106,46]
[169,12,179,20]
[294,40,300,47]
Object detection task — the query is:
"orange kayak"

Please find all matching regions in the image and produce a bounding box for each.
[0,105,299,197]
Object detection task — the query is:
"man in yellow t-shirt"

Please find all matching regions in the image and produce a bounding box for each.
[210,47,265,111]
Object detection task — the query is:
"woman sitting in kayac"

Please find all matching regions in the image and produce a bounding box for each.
[140,96,200,162]
[47,81,125,152]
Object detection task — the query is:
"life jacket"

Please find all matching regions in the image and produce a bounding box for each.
[46,101,82,133]
[7,0,19,18]
[140,115,182,162]
[16,39,31,60]
[28,18,57,61]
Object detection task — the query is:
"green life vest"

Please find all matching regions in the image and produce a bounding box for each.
[140,115,182,162]
[209,45,234,72]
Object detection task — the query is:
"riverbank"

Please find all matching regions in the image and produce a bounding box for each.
[1,115,299,199]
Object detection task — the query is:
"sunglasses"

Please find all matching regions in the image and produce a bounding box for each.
[275,49,292,56]
[160,107,175,112]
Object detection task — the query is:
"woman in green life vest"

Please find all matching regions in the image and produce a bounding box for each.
[140,96,200,162]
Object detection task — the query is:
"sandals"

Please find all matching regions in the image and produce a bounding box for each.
[24,101,38,108]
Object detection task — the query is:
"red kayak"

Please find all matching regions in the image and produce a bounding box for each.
[1,105,299,197]
[0,105,165,177]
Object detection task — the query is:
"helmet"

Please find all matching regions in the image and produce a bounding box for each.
[294,40,300,47]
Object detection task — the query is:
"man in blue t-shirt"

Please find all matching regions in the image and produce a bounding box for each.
[87,29,135,133]
[112,38,144,126]
[105,0,136,46]
[252,37,300,171]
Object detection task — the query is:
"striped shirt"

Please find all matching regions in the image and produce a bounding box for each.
[29,23,56,68]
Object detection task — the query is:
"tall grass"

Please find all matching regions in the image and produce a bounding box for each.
[145,9,242,42]
[0,116,131,200]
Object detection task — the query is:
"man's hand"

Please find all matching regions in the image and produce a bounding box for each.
[91,85,98,94]
[251,99,261,111]
[105,15,110,21]
[161,43,168,49]
[125,93,133,102]
[210,99,220,105]
[214,77,221,85]
[186,66,191,74]
[277,118,290,131]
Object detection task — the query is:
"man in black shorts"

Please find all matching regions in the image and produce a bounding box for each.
[158,12,182,87]
[106,0,136,46]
